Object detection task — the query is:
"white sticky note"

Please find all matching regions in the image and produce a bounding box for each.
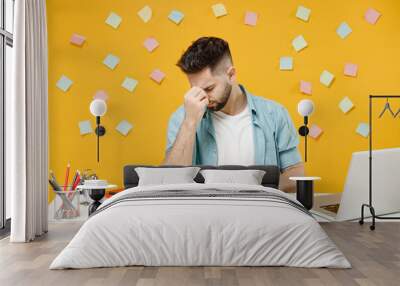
[320,70,335,87]
[339,97,354,114]
[309,124,323,139]
[280,57,293,71]
[105,12,122,29]
[103,54,120,70]
[337,22,352,39]
[356,122,369,138]
[116,120,133,136]
[292,35,308,52]
[79,120,93,135]
[137,5,152,23]
[121,77,138,93]
[56,75,73,92]
[212,3,228,18]
[296,6,311,22]
[168,10,184,24]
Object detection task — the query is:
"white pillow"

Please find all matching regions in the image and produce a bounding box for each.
[135,167,201,186]
[200,169,266,185]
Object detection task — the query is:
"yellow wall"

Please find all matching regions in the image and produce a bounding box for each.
[47,0,400,201]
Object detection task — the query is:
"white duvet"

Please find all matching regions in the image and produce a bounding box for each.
[50,183,351,269]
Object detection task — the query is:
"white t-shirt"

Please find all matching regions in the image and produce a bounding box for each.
[210,104,255,165]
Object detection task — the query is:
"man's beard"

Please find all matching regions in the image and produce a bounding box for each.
[207,83,232,112]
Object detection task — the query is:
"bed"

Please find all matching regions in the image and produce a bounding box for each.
[49,165,351,269]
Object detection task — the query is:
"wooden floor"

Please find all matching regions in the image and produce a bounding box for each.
[0,222,399,286]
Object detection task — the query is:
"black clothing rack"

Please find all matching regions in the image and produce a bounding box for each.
[359,95,400,230]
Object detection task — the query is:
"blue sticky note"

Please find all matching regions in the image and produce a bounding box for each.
[280,57,293,71]
[292,35,308,52]
[320,70,335,87]
[168,10,184,24]
[296,6,311,22]
[356,123,369,138]
[103,54,120,70]
[116,120,133,136]
[56,75,73,92]
[337,22,352,39]
[105,12,122,29]
[121,77,138,92]
[79,120,93,135]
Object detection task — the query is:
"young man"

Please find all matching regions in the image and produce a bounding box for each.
[163,37,304,192]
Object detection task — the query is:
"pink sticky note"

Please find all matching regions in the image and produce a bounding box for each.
[365,8,381,25]
[143,37,159,52]
[244,11,258,26]
[70,33,86,46]
[309,124,323,139]
[300,80,312,95]
[344,63,358,77]
[150,69,165,84]
[93,90,108,101]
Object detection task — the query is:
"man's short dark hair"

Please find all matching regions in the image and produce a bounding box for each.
[177,37,232,74]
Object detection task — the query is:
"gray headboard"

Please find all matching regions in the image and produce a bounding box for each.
[123,165,280,189]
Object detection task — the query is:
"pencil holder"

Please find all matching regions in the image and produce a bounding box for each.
[53,188,80,219]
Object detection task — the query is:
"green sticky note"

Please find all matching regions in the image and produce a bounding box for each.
[292,35,307,52]
[121,77,138,92]
[356,123,369,138]
[280,57,293,70]
[320,70,335,87]
[339,97,354,113]
[79,120,93,135]
[105,12,122,29]
[296,6,311,22]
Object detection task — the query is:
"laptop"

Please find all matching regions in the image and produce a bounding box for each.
[311,148,400,221]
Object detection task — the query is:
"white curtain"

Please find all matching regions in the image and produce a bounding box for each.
[7,0,49,242]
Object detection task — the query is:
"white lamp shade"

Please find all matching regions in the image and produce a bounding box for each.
[90,99,107,117]
[297,99,314,117]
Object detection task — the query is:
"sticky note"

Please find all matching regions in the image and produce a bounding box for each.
[116,120,133,136]
[70,33,86,46]
[143,37,159,52]
[320,70,335,87]
[344,63,358,77]
[121,77,138,93]
[79,120,93,135]
[94,90,108,101]
[150,69,166,84]
[365,8,381,25]
[292,35,307,52]
[212,3,228,18]
[137,5,152,23]
[168,10,184,24]
[339,97,354,113]
[356,123,369,138]
[105,12,122,29]
[244,11,258,26]
[296,5,311,22]
[280,57,293,71]
[300,80,312,95]
[337,22,352,39]
[103,54,120,70]
[309,124,323,139]
[56,75,73,92]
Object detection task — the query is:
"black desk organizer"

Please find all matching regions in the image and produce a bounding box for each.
[359,95,400,230]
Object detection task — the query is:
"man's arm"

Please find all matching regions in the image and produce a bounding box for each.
[279,162,305,193]
[162,87,209,165]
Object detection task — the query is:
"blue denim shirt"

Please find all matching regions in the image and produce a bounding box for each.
[166,84,302,171]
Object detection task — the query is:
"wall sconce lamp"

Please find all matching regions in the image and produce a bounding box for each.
[297,99,314,162]
[89,99,107,162]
